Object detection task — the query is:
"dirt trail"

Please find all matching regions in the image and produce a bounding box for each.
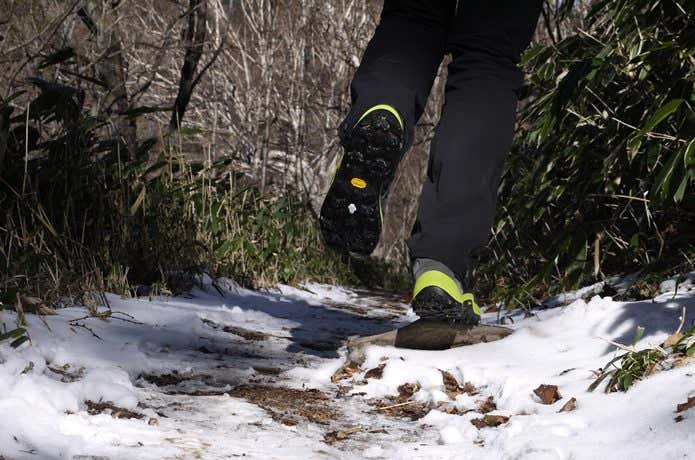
[112,286,509,458]
[114,288,417,457]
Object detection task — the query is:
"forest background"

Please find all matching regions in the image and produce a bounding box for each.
[0,0,693,312]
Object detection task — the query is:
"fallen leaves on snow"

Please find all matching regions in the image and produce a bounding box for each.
[676,396,695,413]
[471,414,510,429]
[85,401,143,420]
[364,364,386,379]
[331,360,361,383]
[323,426,363,444]
[477,396,497,414]
[441,370,477,398]
[558,397,577,412]
[533,384,563,404]
[229,385,339,426]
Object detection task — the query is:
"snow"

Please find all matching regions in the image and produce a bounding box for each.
[1,278,694,459]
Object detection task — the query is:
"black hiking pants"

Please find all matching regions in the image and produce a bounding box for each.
[341,0,542,286]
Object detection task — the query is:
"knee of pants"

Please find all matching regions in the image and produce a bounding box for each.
[446,49,524,93]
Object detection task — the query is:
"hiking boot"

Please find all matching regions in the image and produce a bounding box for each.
[320,105,404,256]
[411,258,481,325]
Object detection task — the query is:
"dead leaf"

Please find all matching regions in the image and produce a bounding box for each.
[18,295,57,315]
[85,401,143,419]
[331,361,361,383]
[663,332,684,348]
[441,370,477,398]
[471,414,510,429]
[533,384,562,404]
[397,383,420,399]
[336,385,352,396]
[558,397,577,413]
[436,402,461,415]
[461,382,477,395]
[442,370,459,391]
[676,396,695,413]
[373,400,430,420]
[323,426,363,444]
[365,364,386,379]
[673,356,695,368]
[222,325,269,341]
[230,385,338,426]
[369,382,428,420]
[477,396,497,414]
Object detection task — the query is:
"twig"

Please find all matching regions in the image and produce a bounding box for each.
[109,312,144,325]
[375,400,418,411]
[675,306,686,335]
[599,337,637,353]
[588,193,650,203]
[70,322,103,340]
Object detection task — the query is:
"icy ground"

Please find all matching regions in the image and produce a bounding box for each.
[1,277,694,460]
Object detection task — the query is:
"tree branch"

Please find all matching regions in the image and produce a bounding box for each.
[170,0,208,132]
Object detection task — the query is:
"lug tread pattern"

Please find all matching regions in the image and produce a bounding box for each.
[320,111,403,256]
[411,286,481,325]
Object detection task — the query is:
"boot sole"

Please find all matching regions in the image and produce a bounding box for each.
[412,286,481,325]
[320,111,402,256]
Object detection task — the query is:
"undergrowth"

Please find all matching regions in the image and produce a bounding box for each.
[0,78,359,308]
[590,311,695,392]
[478,0,695,306]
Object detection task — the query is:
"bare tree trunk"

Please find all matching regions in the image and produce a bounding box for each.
[78,4,138,160]
[170,0,208,131]
[102,21,138,159]
[0,105,10,174]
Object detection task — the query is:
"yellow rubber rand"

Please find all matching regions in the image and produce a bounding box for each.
[413,270,481,316]
[355,104,404,130]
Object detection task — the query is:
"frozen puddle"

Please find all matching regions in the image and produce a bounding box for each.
[1,279,694,459]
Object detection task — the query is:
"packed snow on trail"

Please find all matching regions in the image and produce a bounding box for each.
[1,276,694,459]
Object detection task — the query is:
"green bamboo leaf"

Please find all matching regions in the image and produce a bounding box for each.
[10,335,29,349]
[684,139,695,167]
[650,149,681,200]
[628,100,684,158]
[631,326,645,346]
[588,369,612,392]
[0,328,26,342]
[642,99,683,133]
[673,173,689,203]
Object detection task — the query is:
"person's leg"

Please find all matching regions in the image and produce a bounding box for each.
[321,1,453,255]
[339,0,454,151]
[408,0,542,319]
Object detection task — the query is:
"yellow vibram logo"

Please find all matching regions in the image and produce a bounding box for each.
[350,178,367,189]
